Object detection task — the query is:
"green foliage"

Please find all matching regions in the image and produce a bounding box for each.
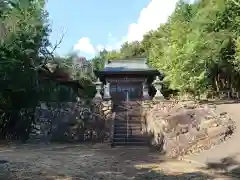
[120,41,146,58]
[91,0,240,98]
[91,41,147,69]
[0,0,55,141]
[0,0,95,140]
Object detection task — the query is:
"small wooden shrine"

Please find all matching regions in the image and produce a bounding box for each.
[94,58,164,146]
[94,58,164,101]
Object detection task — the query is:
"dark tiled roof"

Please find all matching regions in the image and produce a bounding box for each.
[103,58,155,72]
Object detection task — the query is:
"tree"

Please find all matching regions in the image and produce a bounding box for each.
[143,0,240,97]
[120,41,146,58]
[0,0,52,141]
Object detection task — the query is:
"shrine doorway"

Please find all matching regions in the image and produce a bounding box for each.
[110,81,142,116]
[110,82,143,102]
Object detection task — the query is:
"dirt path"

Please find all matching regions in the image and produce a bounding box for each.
[0,143,232,180]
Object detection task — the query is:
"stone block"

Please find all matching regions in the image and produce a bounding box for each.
[207,126,227,138]
[143,100,236,157]
[199,118,219,130]
[102,106,110,111]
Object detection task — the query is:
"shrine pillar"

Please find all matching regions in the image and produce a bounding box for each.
[103,81,111,100]
[142,80,150,100]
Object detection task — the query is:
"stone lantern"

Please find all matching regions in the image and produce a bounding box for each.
[153,76,164,100]
[93,78,102,101]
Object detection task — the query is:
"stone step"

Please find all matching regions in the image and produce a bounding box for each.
[115,113,143,116]
[129,117,143,121]
[114,128,142,133]
[29,134,45,139]
[114,121,142,125]
[113,137,147,143]
[114,116,142,119]
[114,120,143,126]
[27,138,46,143]
[113,133,143,138]
[114,126,142,130]
[114,103,141,107]
[114,122,142,126]
[115,117,142,120]
[113,141,147,146]
[114,118,142,122]
[114,128,142,134]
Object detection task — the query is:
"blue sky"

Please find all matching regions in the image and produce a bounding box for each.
[46,0,180,59]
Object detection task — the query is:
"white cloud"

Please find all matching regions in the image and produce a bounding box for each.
[73,33,120,56]
[96,44,105,52]
[73,0,184,55]
[185,0,199,4]
[96,0,180,50]
[73,37,95,54]
[96,32,122,52]
[126,0,178,42]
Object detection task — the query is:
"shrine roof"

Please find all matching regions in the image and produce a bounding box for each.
[94,58,163,79]
[104,58,153,71]
[97,58,158,73]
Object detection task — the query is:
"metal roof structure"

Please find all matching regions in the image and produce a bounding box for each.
[95,58,160,74]
[104,58,153,72]
[94,57,163,82]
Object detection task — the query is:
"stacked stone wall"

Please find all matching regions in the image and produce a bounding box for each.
[30,100,113,143]
[141,100,235,158]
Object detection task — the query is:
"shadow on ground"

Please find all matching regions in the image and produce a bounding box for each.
[202,154,240,179]
[0,166,213,180]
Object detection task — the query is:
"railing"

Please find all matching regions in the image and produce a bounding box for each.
[125,90,129,142]
[111,104,116,147]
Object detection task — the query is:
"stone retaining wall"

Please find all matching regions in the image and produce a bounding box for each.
[29,100,113,143]
[141,100,235,157]
[30,99,235,157]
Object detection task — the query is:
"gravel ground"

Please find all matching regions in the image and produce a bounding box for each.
[0,144,234,180]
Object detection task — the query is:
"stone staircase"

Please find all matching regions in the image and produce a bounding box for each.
[112,101,148,146]
[27,123,49,143]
